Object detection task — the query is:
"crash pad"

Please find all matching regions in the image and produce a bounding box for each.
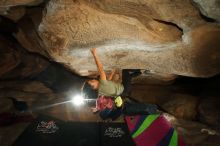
[12,114,135,146]
[125,114,187,146]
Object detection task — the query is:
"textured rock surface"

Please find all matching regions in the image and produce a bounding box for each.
[161,94,198,120]
[0,6,25,22]
[0,0,43,7]
[198,97,220,127]
[164,113,219,146]
[131,76,220,123]
[132,73,177,85]
[15,7,50,57]
[0,36,49,80]
[0,36,21,77]
[131,85,199,120]
[18,0,219,77]
[193,0,220,22]
[0,0,220,146]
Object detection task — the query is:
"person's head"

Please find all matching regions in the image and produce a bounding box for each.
[87,79,99,90]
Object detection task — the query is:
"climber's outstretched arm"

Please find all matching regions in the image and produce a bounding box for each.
[91,48,106,80]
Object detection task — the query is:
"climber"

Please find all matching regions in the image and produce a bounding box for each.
[81,48,142,118]
[82,48,142,99]
[81,48,159,120]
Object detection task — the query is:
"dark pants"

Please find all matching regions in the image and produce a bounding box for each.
[121,69,141,96]
[99,102,159,120]
[99,108,122,121]
[122,102,159,116]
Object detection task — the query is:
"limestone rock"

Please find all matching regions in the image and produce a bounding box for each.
[132,72,177,85]
[16,7,49,57]
[0,0,43,7]
[164,113,219,146]
[0,98,13,113]
[9,0,219,77]
[81,0,204,30]
[0,35,49,80]
[0,36,21,77]
[198,97,220,127]
[0,6,25,22]
[0,81,58,111]
[0,52,49,80]
[193,0,220,22]
[131,85,199,120]
[28,0,218,77]
[160,94,198,120]
[0,81,53,94]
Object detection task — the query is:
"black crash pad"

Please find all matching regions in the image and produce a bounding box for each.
[13,115,135,146]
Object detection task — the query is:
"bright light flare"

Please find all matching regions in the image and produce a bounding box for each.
[71,95,84,106]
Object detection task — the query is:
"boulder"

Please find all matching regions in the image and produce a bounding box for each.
[16,7,49,57]
[198,97,220,127]
[193,0,220,22]
[131,84,199,120]
[0,35,49,80]
[132,72,177,85]
[28,0,219,77]
[164,113,219,146]
[160,94,198,120]
[0,36,21,77]
[0,6,25,22]
[0,0,43,7]
[0,52,49,80]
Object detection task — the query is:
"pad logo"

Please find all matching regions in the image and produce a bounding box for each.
[104,127,125,138]
[36,121,59,133]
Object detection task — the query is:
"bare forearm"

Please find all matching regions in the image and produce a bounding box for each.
[93,53,104,73]
[91,48,106,80]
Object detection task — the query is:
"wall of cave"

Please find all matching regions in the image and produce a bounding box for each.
[0,0,220,146]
